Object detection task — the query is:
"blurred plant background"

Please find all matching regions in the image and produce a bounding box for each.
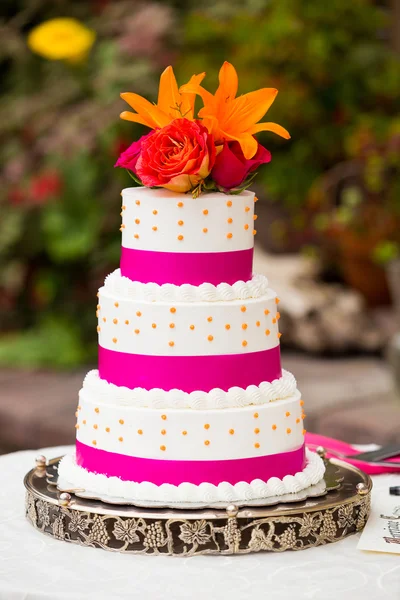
[1,0,400,367]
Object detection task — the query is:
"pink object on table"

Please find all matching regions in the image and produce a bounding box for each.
[76,440,306,486]
[306,432,400,474]
[98,344,282,392]
[120,246,254,286]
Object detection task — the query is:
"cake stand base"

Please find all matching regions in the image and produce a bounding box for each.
[24,454,372,556]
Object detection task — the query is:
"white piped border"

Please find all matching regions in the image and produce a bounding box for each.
[57,449,325,504]
[82,369,298,410]
[103,269,270,303]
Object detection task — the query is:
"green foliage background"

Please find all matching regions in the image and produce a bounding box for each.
[0,0,399,366]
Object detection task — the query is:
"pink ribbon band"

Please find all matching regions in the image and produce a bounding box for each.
[98,345,282,392]
[76,440,306,486]
[120,247,254,286]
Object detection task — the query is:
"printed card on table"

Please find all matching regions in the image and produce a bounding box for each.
[358,490,400,554]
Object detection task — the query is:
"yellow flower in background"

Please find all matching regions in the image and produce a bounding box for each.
[27,18,95,63]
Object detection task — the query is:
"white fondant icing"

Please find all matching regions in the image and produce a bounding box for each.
[97,285,280,356]
[121,187,255,252]
[104,269,269,303]
[57,449,325,503]
[82,369,298,410]
[76,392,304,461]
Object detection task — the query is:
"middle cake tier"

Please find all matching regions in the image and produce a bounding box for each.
[97,269,282,392]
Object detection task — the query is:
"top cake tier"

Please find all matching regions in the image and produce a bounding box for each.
[120,187,256,286]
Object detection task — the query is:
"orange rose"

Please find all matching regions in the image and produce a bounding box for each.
[135,118,216,193]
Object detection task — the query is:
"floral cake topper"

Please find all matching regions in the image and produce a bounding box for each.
[115,62,290,197]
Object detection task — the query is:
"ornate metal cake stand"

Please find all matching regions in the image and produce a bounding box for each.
[24,450,372,556]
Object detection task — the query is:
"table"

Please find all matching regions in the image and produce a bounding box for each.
[1,446,399,600]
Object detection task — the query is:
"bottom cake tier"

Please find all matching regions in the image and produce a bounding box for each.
[57,370,325,503]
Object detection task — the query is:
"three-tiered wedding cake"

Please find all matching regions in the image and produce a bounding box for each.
[58,61,325,503]
[58,186,325,503]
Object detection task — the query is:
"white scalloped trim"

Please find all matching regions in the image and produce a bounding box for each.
[57,449,325,504]
[82,369,298,410]
[103,269,270,303]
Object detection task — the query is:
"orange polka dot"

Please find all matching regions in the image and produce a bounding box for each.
[134,329,140,334]
[303,429,307,435]
[276,297,280,304]
[135,200,140,205]
[203,209,208,215]
[265,329,271,336]
[301,413,306,420]
[277,332,282,339]
[287,428,292,434]
[208,335,214,342]
[161,429,166,435]
[207,316,213,322]
[97,304,101,310]
[204,440,210,446]
[256,321,260,327]
[75,424,79,429]
[253,214,258,221]
[119,226,125,231]
[153,210,158,215]
[114,302,119,308]
[300,400,305,407]
[203,228,208,233]
[136,311,141,317]
[241,306,246,313]
[95,407,100,414]
[122,205,126,210]
[272,424,277,430]
[204,424,210,430]
[169,323,175,328]
[83,420,86,425]
[226,200,232,207]
[113,318,118,324]
[254,443,260,449]
[103,317,106,322]
[225,324,231,330]
[253,229,257,235]
[178,220,184,226]
[276,312,281,320]
[227,233,233,239]
[177,201,184,207]
[97,326,101,332]
[105,427,110,433]
[112,337,117,344]
[254,428,260,434]
[229,429,235,435]
[134,234,139,239]
[152,323,157,329]
[245,206,250,212]
[242,323,248,330]
[189,324,195,330]
[264,309,270,315]
[296,418,300,424]
[182,430,187,436]
[138,429,143,435]
[254,196,258,202]
[161,415,167,420]
[119,437,123,442]
[125,320,129,325]
[244,224,249,230]
[242,340,248,347]
[254,412,259,418]
[119,419,124,425]
[75,411,78,417]
[272,318,277,324]
[135,218,140,224]
[96,310,100,318]
[170,307,176,313]
[286,411,291,417]
[227,217,233,224]
[93,424,98,430]
[169,341,174,347]
[152,226,158,231]
[92,440,97,446]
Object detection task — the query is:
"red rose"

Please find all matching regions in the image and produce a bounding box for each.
[211,141,271,190]
[114,131,154,172]
[135,118,216,193]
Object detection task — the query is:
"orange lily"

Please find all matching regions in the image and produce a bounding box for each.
[120,66,205,129]
[180,61,290,159]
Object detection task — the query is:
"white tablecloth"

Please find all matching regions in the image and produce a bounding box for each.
[1,445,399,600]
